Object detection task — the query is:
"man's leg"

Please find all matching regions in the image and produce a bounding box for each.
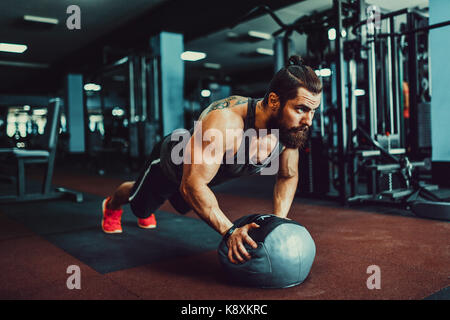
[102,138,165,234]
[102,180,158,233]
[102,182,134,234]
[107,181,135,210]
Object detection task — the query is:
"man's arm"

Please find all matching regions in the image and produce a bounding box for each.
[179,107,259,264]
[273,147,299,218]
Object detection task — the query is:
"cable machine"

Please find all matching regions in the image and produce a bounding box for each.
[234,1,450,221]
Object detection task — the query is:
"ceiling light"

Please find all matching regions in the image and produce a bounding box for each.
[315,68,332,77]
[328,28,346,40]
[112,107,125,117]
[320,68,332,77]
[256,48,274,56]
[0,43,28,53]
[33,109,47,116]
[84,83,102,91]
[23,15,59,25]
[201,90,211,97]
[204,62,221,70]
[181,51,206,61]
[328,28,336,41]
[0,60,48,68]
[248,30,272,40]
[226,32,239,39]
[354,89,366,96]
[114,57,129,66]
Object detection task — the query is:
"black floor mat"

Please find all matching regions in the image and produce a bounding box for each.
[0,193,221,274]
[424,286,450,300]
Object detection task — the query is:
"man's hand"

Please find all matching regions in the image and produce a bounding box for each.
[227,223,260,264]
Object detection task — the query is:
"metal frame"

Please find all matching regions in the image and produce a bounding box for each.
[126,52,163,162]
[0,98,82,203]
[334,0,348,205]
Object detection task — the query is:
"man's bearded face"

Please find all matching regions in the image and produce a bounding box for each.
[267,106,310,149]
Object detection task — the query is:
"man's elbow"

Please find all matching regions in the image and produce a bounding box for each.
[179,179,201,198]
[277,164,299,179]
[179,181,190,198]
[277,172,299,180]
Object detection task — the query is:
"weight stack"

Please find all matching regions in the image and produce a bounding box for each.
[417,102,432,149]
[298,137,330,195]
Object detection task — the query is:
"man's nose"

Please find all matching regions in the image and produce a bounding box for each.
[302,111,314,127]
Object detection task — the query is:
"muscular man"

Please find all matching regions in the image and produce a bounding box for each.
[101,55,322,264]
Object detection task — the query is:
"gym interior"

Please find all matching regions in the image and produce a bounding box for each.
[0,0,449,301]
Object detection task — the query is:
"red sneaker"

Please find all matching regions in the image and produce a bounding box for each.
[101,197,123,234]
[137,213,157,229]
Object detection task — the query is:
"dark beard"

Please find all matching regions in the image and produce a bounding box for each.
[267,112,310,149]
[280,125,309,149]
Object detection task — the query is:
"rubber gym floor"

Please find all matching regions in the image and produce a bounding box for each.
[0,166,448,300]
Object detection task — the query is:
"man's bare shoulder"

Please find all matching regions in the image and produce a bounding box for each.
[198,95,249,122]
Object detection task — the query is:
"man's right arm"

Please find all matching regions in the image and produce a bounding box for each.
[179,109,258,263]
[179,109,237,234]
[180,176,232,235]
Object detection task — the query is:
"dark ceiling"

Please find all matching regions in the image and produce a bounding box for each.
[0,0,304,96]
[0,0,429,97]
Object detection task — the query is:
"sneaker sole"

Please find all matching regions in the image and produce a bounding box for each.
[137,223,157,229]
[102,199,122,234]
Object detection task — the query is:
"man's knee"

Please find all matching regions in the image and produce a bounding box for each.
[115,181,135,201]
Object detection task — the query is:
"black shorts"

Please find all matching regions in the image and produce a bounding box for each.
[128,140,192,218]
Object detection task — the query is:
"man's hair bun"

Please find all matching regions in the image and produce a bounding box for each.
[288,55,305,67]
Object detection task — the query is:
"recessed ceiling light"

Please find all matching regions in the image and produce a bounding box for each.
[33,109,47,116]
[0,60,48,68]
[204,62,221,69]
[314,69,332,77]
[84,83,102,91]
[181,51,206,61]
[201,89,211,97]
[328,28,336,40]
[248,31,272,40]
[23,15,59,25]
[112,107,125,117]
[256,48,274,56]
[0,43,27,54]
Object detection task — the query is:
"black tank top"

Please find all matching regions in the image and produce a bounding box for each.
[159,97,284,186]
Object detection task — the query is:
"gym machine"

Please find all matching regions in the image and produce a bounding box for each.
[0,99,83,203]
[345,1,450,220]
[85,52,161,171]
[232,4,336,196]
[86,32,183,172]
[234,1,450,221]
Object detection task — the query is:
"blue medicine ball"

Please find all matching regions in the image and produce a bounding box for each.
[218,214,316,288]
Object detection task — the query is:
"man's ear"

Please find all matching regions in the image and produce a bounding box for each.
[268,92,280,110]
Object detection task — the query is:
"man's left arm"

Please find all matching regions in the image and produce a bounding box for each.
[273,147,299,218]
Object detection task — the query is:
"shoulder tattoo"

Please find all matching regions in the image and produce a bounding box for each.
[206,96,248,114]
